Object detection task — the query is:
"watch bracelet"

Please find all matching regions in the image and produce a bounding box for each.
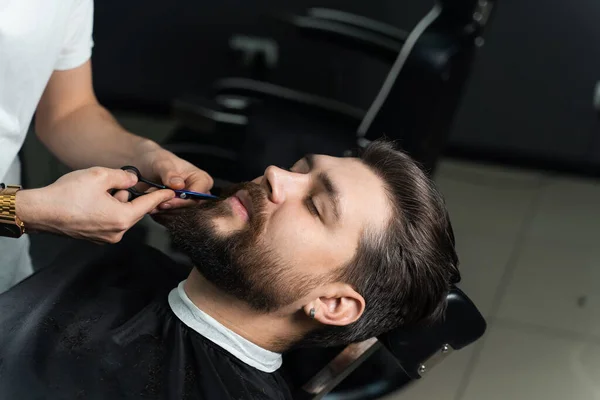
[0,184,26,234]
[0,194,17,222]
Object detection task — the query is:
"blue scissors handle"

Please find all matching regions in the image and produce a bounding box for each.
[119,166,219,201]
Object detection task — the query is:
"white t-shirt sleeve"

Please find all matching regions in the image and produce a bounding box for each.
[55,0,95,71]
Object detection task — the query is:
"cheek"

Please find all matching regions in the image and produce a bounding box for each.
[263,209,354,273]
[263,212,313,264]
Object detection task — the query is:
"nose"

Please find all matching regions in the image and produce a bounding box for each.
[262,165,307,204]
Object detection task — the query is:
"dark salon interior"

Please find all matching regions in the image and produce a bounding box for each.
[16,0,600,399]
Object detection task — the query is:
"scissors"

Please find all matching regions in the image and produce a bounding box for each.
[118,166,220,201]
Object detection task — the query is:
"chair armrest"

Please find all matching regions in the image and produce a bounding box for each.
[377,287,486,379]
[172,95,249,133]
[213,78,365,121]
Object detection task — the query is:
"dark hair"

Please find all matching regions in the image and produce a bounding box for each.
[299,139,460,347]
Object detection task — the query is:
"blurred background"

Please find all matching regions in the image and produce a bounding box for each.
[21,0,600,399]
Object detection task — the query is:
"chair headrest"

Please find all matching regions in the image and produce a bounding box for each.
[377,287,486,379]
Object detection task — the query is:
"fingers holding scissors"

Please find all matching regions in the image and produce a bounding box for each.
[109,167,140,202]
[114,166,163,202]
[116,165,219,205]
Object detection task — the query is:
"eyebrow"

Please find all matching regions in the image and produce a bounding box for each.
[303,154,342,222]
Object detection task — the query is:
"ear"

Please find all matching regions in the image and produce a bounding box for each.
[303,283,365,327]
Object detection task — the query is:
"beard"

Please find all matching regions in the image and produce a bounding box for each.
[154,181,319,313]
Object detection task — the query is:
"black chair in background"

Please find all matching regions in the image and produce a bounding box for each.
[164,0,496,179]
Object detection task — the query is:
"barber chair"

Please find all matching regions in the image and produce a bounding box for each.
[164,0,497,179]
[284,287,485,400]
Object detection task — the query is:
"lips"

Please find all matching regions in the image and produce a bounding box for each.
[230,192,250,221]
[236,191,253,215]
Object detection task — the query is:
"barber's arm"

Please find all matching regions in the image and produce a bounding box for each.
[34,60,213,210]
[4,167,175,244]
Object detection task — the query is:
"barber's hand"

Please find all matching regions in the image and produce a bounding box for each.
[15,167,175,244]
[136,143,214,210]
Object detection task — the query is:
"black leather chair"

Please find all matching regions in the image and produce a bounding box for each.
[165,0,497,178]
[285,287,485,400]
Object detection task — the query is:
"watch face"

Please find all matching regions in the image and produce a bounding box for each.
[0,223,21,238]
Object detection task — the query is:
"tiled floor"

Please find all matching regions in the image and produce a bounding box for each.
[22,113,600,399]
[385,160,600,400]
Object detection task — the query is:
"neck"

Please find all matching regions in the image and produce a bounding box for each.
[183,268,294,353]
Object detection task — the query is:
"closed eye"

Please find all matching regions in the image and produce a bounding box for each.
[305,196,320,218]
[289,161,309,174]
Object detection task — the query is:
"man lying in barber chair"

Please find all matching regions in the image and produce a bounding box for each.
[0,140,460,400]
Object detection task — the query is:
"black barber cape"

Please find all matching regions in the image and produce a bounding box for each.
[0,242,292,400]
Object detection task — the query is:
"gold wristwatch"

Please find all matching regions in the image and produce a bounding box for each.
[0,184,26,238]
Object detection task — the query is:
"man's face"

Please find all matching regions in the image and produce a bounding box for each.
[157,155,390,312]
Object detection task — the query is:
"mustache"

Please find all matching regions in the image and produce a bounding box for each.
[153,181,268,223]
[220,181,265,203]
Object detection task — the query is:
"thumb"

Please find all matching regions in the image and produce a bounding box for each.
[127,189,176,217]
[155,161,185,190]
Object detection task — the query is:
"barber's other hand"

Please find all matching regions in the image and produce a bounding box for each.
[136,142,214,210]
[15,167,175,244]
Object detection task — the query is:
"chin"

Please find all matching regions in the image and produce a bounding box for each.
[212,215,248,237]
